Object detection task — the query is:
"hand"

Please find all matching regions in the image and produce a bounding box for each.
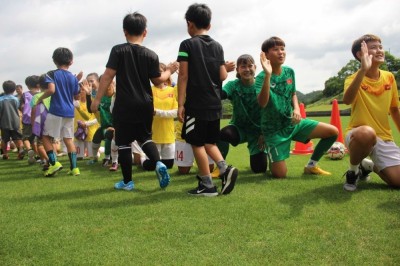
[257,135,266,151]
[225,61,236,72]
[168,61,179,74]
[291,110,302,125]
[76,71,84,82]
[79,79,91,95]
[260,52,272,76]
[178,106,185,123]
[360,41,372,73]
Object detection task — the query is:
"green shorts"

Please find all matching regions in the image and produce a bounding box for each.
[231,124,267,156]
[264,118,318,162]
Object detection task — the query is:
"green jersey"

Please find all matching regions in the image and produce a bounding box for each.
[223,79,261,133]
[255,66,296,136]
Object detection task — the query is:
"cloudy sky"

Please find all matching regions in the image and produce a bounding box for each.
[1,0,399,94]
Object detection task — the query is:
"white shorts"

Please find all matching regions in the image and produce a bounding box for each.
[346,130,400,172]
[156,143,175,160]
[131,141,143,154]
[43,113,74,139]
[174,140,215,167]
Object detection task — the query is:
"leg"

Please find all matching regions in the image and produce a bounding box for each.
[250,152,268,173]
[270,160,287,179]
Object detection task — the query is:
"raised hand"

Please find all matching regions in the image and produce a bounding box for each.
[260,52,272,76]
[360,41,372,72]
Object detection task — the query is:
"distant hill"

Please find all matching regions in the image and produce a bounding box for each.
[297,90,324,105]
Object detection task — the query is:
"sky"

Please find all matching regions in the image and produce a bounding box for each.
[1,0,400,94]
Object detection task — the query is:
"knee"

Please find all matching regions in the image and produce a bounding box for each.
[352,126,377,145]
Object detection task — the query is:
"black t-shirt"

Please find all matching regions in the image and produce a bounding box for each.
[177,35,224,120]
[106,43,160,123]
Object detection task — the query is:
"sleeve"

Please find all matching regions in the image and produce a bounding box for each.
[390,74,399,108]
[222,81,234,100]
[148,51,161,79]
[177,40,189,62]
[105,46,118,70]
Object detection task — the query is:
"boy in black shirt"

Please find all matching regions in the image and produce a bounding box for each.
[177,3,238,196]
[91,12,178,191]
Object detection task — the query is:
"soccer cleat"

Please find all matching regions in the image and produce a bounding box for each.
[303,166,331,175]
[27,149,36,164]
[67,168,80,176]
[343,170,358,191]
[2,154,9,160]
[155,161,170,189]
[44,161,63,177]
[109,162,118,171]
[358,164,372,182]
[187,182,218,197]
[102,158,111,167]
[211,167,220,179]
[17,150,26,160]
[220,165,238,195]
[114,180,134,191]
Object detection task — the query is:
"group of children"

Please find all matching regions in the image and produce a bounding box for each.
[1,3,400,196]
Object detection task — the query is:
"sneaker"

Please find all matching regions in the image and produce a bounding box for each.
[42,164,49,171]
[188,182,218,197]
[27,150,36,164]
[220,165,238,195]
[109,162,118,171]
[17,150,26,160]
[304,166,331,175]
[2,154,9,160]
[102,158,111,167]
[86,159,98,165]
[343,170,358,192]
[67,168,80,176]
[114,180,134,191]
[358,164,372,182]
[211,167,220,179]
[155,161,170,188]
[44,161,63,177]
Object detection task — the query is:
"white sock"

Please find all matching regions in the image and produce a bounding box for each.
[306,159,317,168]
[349,164,359,174]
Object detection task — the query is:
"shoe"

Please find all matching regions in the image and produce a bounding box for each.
[109,162,118,171]
[211,167,220,179]
[114,180,134,191]
[86,159,98,165]
[304,166,331,175]
[67,168,80,176]
[42,164,49,171]
[2,154,9,160]
[343,170,358,192]
[102,158,110,167]
[44,161,63,177]
[27,150,36,164]
[188,182,218,197]
[358,164,372,182]
[17,150,26,160]
[155,161,170,188]
[220,165,238,195]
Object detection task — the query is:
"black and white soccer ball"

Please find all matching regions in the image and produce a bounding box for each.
[326,142,346,160]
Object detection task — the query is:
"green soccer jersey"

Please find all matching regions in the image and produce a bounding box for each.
[99,96,112,129]
[223,79,261,133]
[255,66,296,136]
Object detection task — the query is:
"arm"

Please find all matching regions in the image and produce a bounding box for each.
[291,93,301,124]
[177,61,188,122]
[151,61,179,86]
[390,107,400,133]
[257,52,272,108]
[154,109,178,118]
[37,83,55,104]
[91,68,116,112]
[343,41,371,105]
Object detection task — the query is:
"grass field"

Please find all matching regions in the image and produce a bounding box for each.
[1,115,400,265]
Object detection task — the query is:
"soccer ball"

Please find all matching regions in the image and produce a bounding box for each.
[326,142,346,160]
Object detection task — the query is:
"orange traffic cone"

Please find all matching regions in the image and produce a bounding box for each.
[291,103,314,155]
[330,99,344,144]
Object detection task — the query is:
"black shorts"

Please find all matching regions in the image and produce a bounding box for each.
[1,129,22,142]
[114,120,152,146]
[182,116,220,146]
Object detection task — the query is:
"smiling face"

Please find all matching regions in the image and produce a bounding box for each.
[265,45,286,67]
[365,40,385,65]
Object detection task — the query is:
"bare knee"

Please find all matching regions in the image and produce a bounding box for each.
[351,126,377,146]
[271,162,287,179]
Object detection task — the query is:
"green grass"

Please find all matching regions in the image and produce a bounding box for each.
[1,116,400,265]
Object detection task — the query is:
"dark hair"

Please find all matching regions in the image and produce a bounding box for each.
[236,54,255,79]
[351,34,381,61]
[25,75,40,89]
[123,12,147,35]
[185,3,211,29]
[16,84,23,89]
[52,47,73,66]
[38,74,48,90]
[86,72,99,81]
[2,80,16,94]
[261,36,285,53]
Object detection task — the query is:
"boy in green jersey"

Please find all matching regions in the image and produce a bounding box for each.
[256,36,338,178]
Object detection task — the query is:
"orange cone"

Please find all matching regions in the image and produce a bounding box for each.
[291,103,314,155]
[330,99,344,144]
